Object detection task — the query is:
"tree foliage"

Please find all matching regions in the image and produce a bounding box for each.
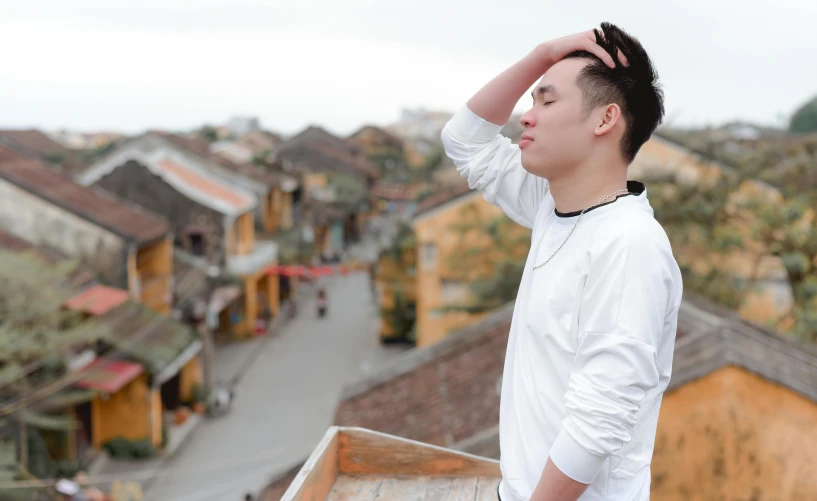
[444,204,531,313]
[650,134,817,339]
[0,251,104,388]
[790,94,817,134]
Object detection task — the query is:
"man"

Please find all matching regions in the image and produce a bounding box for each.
[440,23,683,501]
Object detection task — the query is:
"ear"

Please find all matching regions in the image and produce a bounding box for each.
[593,103,622,137]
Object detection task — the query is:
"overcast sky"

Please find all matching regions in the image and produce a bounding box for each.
[2,0,816,137]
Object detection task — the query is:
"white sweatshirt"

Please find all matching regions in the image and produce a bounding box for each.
[441,106,683,501]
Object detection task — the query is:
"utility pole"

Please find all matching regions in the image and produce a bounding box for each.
[200,265,221,401]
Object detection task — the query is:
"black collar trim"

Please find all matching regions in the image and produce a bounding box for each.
[554,181,645,218]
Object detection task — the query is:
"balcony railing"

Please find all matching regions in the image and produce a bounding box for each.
[227,240,278,276]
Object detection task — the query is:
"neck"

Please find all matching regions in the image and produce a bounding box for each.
[548,157,628,213]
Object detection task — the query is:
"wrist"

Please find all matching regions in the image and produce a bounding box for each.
[531,43,555,71]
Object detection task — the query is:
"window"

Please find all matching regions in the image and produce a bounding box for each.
[420,243,438,270]
[189,232,205,256]
[440,279,470,304]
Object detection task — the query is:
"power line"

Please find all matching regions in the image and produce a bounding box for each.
[0,445,285,489]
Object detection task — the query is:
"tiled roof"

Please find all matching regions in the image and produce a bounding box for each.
[157,132,288,188]
[414,181,474,216]
[75,358,144,393]
[288,126,360,156]
[348,125,405,150]
[239,129,282,153]
[64,285,130,316]
[98,300,200,375]
[335,304,512,451]
[0,145,27,163]
[275,140,380,180]
[157,158,255,213]
[0,149,169,243]
[335,295,753,460]
[0,129,72,157]
[78,138,257,217]
[0,129,87,175]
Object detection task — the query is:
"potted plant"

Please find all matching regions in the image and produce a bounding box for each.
[190,383,207,414]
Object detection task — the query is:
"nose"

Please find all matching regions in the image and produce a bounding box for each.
[519,109,536,128]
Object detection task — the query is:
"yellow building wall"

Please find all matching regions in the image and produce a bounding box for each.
[652,366,817,500]
[150,388,162,447]
[264,189,278,234]
[91,373,162,448]
[412,194,505,347]
[234,270,279,337]
[135,238,173,315]
[264,271,280,316]
[179,356,203,402]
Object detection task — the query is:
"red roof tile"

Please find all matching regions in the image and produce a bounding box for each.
[157,132,286,187]
[415,182,474,215]
[157,158,254,212]
[64,285,130,316]
[0,149,168,243]
[75,358,144,394]
[0,130,71,157]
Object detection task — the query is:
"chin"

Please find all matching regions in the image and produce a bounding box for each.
[521,156,550,179]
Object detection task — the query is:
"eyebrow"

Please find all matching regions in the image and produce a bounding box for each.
[531,84,558,101]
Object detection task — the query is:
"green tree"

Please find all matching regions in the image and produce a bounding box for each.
[649,133,817,339]
[0,251,104,477]
[790,94,817,134]
[197,125,219,143]
[444,204,531,313]
[367,150,414,183]
[327,173,367,212]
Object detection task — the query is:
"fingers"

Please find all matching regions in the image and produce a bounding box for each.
[617,48,629,67]
[582,38,616,68]
[586,29,629,68]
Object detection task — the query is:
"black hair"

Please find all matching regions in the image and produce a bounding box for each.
[563,22,665,162]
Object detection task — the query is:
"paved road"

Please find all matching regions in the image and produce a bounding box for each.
[144,270,409,501]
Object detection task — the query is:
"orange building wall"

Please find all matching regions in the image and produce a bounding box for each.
[281,192,294,229]
[91,373,162,448]
[652,366,817,500]
[135,238,173,315]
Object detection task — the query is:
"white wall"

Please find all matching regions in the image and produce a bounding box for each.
[0,179,126,285]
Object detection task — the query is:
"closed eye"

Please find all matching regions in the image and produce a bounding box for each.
[544,101,554,106]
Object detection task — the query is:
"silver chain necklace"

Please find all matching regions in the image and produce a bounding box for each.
[532,188,631,271]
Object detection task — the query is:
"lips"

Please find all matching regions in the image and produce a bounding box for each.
[519,134,533,149]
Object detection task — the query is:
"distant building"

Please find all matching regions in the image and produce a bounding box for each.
[210,140,254,165]
[227,116,261,138]
[387,108,453,142]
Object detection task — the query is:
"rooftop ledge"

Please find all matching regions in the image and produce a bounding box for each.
[281,426,500,501]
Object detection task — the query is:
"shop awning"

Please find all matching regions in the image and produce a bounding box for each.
[75,358,144,393]
[64,285,130,316]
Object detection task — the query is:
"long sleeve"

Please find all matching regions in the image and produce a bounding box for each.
[440,105,548,229]
[548,221,678,484]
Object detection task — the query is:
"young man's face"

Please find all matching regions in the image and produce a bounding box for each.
[518,58,599,180]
